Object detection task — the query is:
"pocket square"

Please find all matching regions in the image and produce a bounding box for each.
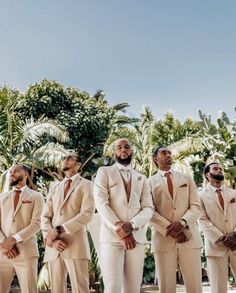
[230,198,236,204]
[22,200,32,204]
[180,184,187,187]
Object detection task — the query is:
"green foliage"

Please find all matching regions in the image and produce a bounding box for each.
[198,109,236,187]
[0,86,68,191]
[19,80,127,177]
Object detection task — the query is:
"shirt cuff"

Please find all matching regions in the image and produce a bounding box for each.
[13,233,23,243]
[129,220,139,230]
[62,224,70,234]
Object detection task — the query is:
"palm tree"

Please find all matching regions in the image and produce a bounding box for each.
[0,86,69,191]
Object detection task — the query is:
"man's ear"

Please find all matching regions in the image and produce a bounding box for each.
[153,156,158,164]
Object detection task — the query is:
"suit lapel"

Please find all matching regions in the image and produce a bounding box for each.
[129,169,138,205]
[13,187,30,217]
[208,188,224,214]
[172,171,180,204]
[223,188,229,216]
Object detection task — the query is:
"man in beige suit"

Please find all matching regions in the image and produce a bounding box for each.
[149,146,202,293]
[0,164,44,293]
[41,152,95,293]
[198,162,236,293]
[94,138,154,293]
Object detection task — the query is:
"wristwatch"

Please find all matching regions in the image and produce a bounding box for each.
[55,225,62,235]
[180,219,188,229]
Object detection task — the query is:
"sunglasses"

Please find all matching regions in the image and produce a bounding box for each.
[62,155,78,161]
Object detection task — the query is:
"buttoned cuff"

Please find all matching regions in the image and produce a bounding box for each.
[129,220,139,230]
[62,224,70,234]
[13,233,23,243]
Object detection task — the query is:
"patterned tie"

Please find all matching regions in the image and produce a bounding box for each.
[165,172,173,198]
[216,188,224,210]
[64,179,72,198]
[14,189,21,210]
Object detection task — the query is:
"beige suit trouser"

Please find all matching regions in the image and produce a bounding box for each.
[0,256,38,293]
[207,251,236,293]
[100,243,145,293]
[48,254,90,293]
[154,245,202,293]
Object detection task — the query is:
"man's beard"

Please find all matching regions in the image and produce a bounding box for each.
[210,173,224,181]
[115,154,132,166]
[10,176,24,186]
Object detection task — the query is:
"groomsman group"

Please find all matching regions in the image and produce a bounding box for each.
[0,138,235,293]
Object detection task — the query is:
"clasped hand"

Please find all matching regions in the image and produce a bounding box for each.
[219,233,236,250]
[0,237,19,259]
[166,221,188,243]
[116,221,136,250]
[45,229,59,247]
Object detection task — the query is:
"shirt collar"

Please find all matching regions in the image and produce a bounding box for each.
[158,167,173,177]
[12,185,27,194]
[116,162,132,171]
[209,184,224,193]
[64,173,79,183]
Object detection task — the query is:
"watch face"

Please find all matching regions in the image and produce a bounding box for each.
[56,226,61,233]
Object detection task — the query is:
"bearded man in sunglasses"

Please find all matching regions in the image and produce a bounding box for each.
[41,152,95,293]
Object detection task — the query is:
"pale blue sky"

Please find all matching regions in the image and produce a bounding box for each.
[0,0,235,121]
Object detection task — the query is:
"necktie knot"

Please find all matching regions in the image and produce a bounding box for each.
[165,172,171,177]
[14,189,21,195]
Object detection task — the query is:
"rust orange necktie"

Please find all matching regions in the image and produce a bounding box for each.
[165,172,173,198]
[216,188,224,210]
[14,189,21,210]
[64,179,72,198]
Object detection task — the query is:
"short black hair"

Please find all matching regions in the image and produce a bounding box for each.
[152,146,166,158]
[11,164,29,175]
[203,162,219,181]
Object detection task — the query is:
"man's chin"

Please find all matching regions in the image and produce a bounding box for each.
[10,181,18,186]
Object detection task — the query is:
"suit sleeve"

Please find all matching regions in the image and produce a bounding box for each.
[130,177,154,228]
[41,186,55,238]
[198,194,224,243]
[149,180,172,236]
[17,192,44,242]
[62,181,95,234]
[181,176,202,225]
[94,167,121,232]
[0,195,6,242]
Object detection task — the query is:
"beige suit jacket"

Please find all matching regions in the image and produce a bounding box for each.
[94,164,154,244]
[0,186,44,260]
[41,174,95,262]
[198,186,236,257]
[149,170,203,252]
